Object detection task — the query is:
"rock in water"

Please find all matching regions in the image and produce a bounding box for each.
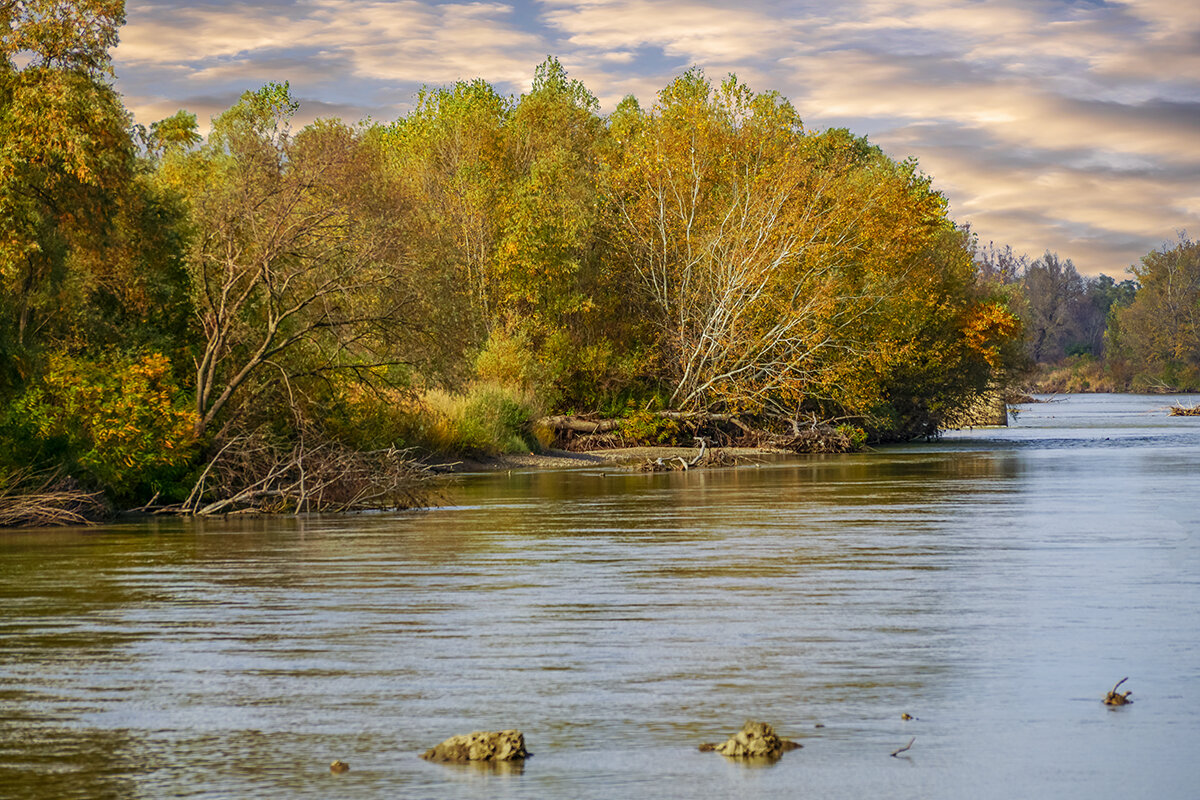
[421,730,529,762]
[699,721,801,758]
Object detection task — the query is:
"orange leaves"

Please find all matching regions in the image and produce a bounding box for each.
[963,301,1022,369]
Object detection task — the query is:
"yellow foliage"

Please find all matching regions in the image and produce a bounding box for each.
[963,301,1022,368]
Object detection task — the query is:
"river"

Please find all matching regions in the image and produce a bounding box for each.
[2,393,1199,799]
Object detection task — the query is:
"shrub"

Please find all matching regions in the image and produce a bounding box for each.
[618,406,682,445]
[4,352,197,502]
[417,383,541,456]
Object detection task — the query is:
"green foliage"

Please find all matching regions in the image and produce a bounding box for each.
[146,109,201,155]
[835,424,868,450]
[2,0,125,75]
[618,406,682,445]
[1109,236,1200,390]
[415,383,541,456]
[3,352,197,501]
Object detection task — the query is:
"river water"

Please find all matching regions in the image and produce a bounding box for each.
[2,393,1199,799]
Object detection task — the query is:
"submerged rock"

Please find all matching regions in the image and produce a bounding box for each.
[699,721,801,759]
[421,730,529,762]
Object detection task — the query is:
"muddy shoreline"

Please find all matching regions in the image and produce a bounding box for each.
[426,445,792,474]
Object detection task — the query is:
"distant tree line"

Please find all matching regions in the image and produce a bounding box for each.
[3,1,1029,516]
[974,236,1200,392]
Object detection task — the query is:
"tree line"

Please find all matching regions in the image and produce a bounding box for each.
[2,0,1058,517]
[975,236,1200,392]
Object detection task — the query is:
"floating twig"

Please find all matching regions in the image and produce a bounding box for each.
[890,737,915,757]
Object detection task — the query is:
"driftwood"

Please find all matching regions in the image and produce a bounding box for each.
[1103,677,1133,706]
[1168,404,1200,417]
[539,415,622,434]
[543,410,860,454]
[0,469,107,528]
[890,737,915,757]
[541,411,755,441]
[158,429,433,516]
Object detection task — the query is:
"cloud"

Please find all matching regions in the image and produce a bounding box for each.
[111,0,1200,275]
[118,1,549,88]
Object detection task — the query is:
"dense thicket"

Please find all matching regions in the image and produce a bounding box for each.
[2,3,1026,516]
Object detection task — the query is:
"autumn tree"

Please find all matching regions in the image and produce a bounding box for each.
[605,71,849,412]
[602,70,1019,434]
[0,0,132,357]
[1020,252,1093,362]
[1112,235,1200,388]
[0,1,200,505]
[168,83,421,439]
[383,78,511,351]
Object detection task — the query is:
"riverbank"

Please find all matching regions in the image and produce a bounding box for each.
[425,445,791,473]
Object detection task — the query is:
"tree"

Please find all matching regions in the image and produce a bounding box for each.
[606,71,848,411]
[382,78,511,347]
[1112,235,1200,386]
[0,0,133,356]
[494,57,603,336]
[602,70,1016,434]
[146,109,201,156]
[172,84,420,439]
[1021,252,1088,362]
[972,239,1027,285]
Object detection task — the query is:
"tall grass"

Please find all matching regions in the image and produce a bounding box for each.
[413,383,545,456]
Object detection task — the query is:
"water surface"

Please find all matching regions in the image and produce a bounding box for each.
[2,394,1199,798]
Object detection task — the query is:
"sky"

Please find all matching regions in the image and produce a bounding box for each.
[111,0,1200,277]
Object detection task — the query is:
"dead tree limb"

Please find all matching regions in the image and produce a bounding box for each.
[890,737,915,757]
[1104,677,1133,705]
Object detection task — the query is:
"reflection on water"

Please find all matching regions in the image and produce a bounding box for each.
[2,394,1199,799]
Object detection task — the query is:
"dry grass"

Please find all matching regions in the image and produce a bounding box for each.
[1032,359,1123,394]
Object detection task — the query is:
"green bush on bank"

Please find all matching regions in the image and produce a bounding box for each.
[1,352,197,503]
[415,383,542,456]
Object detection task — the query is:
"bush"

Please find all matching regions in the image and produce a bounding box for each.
[416,383,541,456]
[3,352,197,502]
[618,406,682,445]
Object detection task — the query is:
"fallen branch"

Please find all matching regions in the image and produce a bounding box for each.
[181,428,434,515]
[1103,677,1133,705]
[539,415,622,434]
[890,737,915,757]
[0,469,108,528]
